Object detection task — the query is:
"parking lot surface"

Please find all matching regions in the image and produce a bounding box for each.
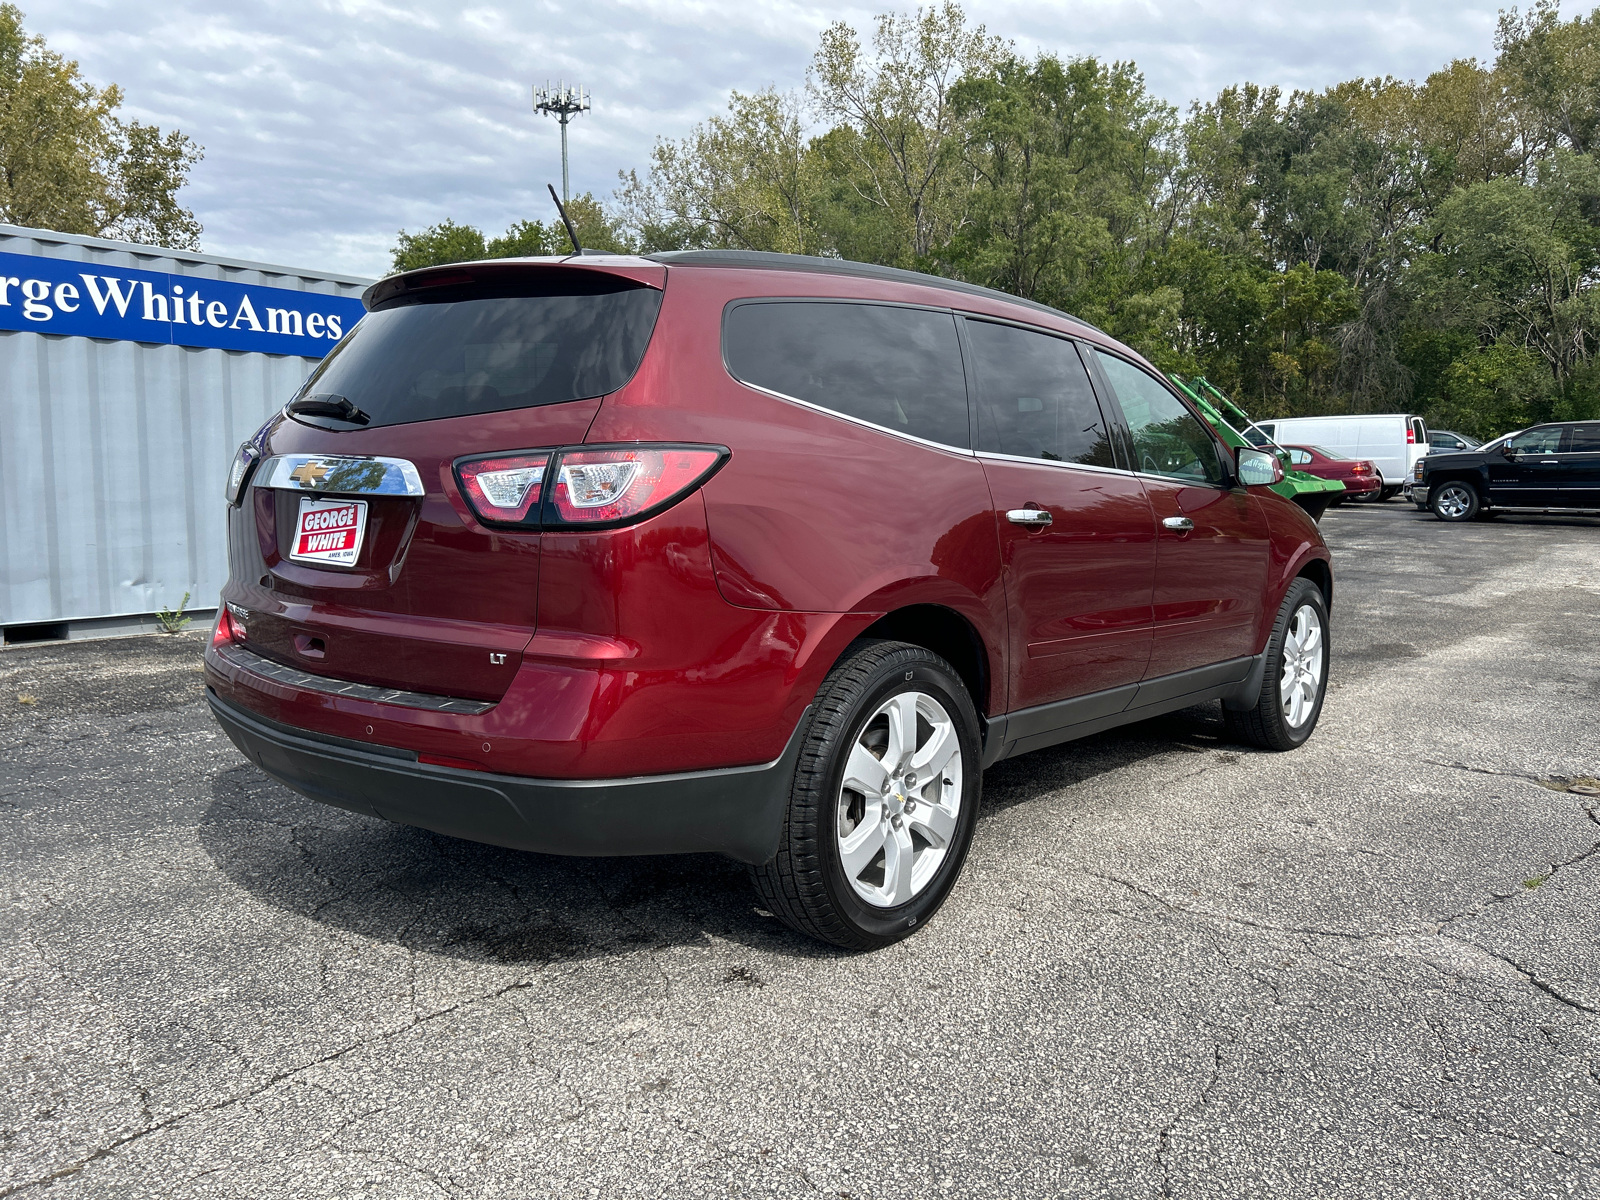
[3,503,1599,1199]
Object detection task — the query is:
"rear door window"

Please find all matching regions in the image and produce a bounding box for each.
[965,320,1115,467]
[1569,425,1600,451]
[723,300,969,448]
[295,271,663,429]
[1093,351,1226,485]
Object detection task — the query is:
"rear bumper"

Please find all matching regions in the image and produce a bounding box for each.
[208,688,807,864]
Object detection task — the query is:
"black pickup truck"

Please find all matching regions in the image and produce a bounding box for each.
[1415,421,1600,520]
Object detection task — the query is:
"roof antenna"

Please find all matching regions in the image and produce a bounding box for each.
[548,183,582,256]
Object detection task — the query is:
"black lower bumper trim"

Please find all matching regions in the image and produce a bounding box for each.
[208,690,808,865]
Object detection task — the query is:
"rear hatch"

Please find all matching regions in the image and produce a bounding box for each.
[239,261,666,702]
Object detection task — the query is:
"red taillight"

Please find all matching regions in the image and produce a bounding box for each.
[453,444,726,529]
[549,447,724,525]
[457,454,550,524]
[212,607,238,647]
[1350,462,1370,475]
[1406,427,1416,444]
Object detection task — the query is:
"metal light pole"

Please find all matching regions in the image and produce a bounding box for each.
[533,82,591,204]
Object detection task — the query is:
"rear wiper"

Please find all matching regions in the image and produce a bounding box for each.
[288,393,370,425]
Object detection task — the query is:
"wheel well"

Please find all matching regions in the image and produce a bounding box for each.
[1297,558,1333,609]
[1427,470,1480,491]
[857,605,990,716]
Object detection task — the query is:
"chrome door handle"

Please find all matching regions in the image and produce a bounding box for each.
[1162,516,1194,531]
[1006,508,1052,527]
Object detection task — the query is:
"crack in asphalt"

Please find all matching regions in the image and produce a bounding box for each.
[1155,1025,1233,1198]
[0,976,542,1198]
[1083,868,1600,1036]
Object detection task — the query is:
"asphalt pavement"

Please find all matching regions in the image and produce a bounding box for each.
[3,501,1599,1199]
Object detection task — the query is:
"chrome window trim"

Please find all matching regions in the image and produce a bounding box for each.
[735,380,977,457]
[256,454,425,496]
[1132,471,1230,491]
[974,450,1133,478]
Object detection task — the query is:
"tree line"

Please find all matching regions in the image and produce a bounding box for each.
[0,5,201,249]
[399,1,1600,437]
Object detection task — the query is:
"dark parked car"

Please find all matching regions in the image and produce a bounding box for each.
[206,250,1334,949]
[1281,444,1380,501]
[1418,421,1600,520]
[1426,429,1480,453]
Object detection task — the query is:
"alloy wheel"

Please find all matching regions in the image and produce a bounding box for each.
[1436,483,1473,519]
[1279,604,1324,729]
[835,691,963,908]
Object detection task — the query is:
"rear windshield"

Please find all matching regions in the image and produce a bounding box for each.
[1311,445,1347,459]
[293,273,663,428]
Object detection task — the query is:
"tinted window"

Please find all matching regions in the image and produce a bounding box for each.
[1508,426,1566,454]
[724,301,969,447]
[296,274,663,429]
[1569,424,1600,451]
[966,320,1114,467]
[1094,351,1226,485]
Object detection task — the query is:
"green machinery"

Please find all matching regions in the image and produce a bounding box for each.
[1167,374,1345,522]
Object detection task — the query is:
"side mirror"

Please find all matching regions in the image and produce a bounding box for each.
[1500,441,1517,458]
[1237,446,1283,487]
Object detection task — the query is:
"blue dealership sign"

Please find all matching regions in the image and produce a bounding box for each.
[0,250,367,358]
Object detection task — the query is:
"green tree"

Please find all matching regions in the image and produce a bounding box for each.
[0,3,201,247]
[390,219,488,271]
[808,1,1005,265]
[487,219,557,257]
[1411,151,1600,421]
[1497,0,1600,157]
[944,53,1178,319]
[629,88,824,253]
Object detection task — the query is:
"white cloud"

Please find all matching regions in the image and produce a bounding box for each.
[32,0,1505,277]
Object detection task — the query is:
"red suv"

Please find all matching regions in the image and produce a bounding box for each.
[207,251,1333,949]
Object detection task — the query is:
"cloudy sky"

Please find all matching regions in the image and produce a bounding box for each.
[32,0,1511,279]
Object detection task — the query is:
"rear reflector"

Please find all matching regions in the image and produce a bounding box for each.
[418,752,489,772]
[457,454,550,523]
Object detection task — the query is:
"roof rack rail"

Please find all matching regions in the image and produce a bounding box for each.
[643,249,1101,333]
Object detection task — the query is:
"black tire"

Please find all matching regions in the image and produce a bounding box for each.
[750,639,982,950]
[1378,486,1399,502]
[1224,578,1330,752]
[1431,480,1480,521]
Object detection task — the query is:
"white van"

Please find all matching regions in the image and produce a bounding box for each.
[1245,414,1429,501]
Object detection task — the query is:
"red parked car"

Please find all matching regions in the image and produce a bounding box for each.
[1282,444,1381,500]
[207,251,1334,949]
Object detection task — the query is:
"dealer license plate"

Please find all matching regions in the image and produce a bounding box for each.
[290,496,367,566]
